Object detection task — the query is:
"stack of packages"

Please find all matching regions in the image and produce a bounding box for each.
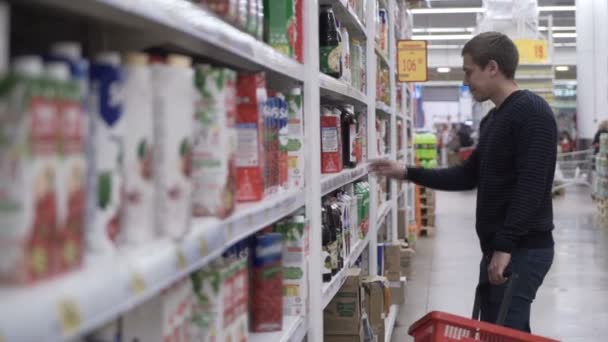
[0,43,305,286]
[594,134,608,218]
[86,213,308,341]
[413,132,437,237]
[196,0,304,63]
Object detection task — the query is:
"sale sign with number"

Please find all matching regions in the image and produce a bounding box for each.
[514,39,548,64]
[397,40,428,82]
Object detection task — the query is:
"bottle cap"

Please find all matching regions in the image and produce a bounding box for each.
[45,61,70,81]
[95,52,121,66]
[51,41,82,59]
[13,55,44,77]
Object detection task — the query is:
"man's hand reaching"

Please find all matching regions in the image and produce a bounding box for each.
[369,159,407,180]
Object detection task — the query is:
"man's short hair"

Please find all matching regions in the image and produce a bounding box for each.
[461,32,519,79]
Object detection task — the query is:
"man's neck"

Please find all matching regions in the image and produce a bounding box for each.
[491,81,520,108]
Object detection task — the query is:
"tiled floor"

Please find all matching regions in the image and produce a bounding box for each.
[391,187,608,342]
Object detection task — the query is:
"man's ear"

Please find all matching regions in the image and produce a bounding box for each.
[487,60,500,77]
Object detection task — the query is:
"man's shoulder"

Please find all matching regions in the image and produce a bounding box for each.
[510,90,555,121]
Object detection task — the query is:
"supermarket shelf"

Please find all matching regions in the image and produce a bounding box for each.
[321,164,369,195]
[376,200,392,228]
[529,88,555,93]
[20,0,305,82]
[321,233,371,309]
[320,73,369,107]
[385,304,400,342]
[0,189,305,342]
[320,0,366,40]
[250,316,307,342]
[376,101,393,116]
[376,45,390,67]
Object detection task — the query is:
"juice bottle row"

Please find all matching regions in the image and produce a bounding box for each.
[0,43,304,285]
[320,104,366,174]
[81,212,309,342]
[321,181,370,283]
[193,0,304,62]
[319,4,367,94]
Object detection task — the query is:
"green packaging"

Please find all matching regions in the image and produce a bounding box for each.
[264,0,295,57]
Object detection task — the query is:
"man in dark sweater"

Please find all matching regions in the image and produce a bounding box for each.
[371,32,556,332]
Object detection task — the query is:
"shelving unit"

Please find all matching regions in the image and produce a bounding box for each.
[0,0,416,341]
[385,304,400,341]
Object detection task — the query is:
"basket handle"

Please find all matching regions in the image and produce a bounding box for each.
[472,272,519,326]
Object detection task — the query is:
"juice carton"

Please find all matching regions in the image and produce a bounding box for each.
[286,88,304,189]
[192,65,237,219]
[122,278,194,342]
[201,0,239,24]
[275,214,309,316]
[88,52,124,254]
[294,0,303,62]
[46,61,85,274]
[217,243,249,342]
[152,54,196,240]
[121,52,155,245]
[264,0,297,58]
[278,95,289,191]
[249,233,283,332]
[321,107,343,173]
[236,73,266,202]
[0,56,58,283]
[262,97,276,197]
[190,261,223,342]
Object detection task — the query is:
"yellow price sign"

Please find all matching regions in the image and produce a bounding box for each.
[514,39,548,64]
[176,248,187,271]
[58,298,82,335]
[130,272,147,295]
[397,40,428,82]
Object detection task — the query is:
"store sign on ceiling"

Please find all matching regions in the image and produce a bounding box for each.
[514,39,548,64]
[397,40,428,82]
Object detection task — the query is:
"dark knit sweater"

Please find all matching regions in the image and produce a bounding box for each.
[408,90,557,254]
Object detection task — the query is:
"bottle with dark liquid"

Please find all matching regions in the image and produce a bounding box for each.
[341,105,358,168]
[319,5,342,78]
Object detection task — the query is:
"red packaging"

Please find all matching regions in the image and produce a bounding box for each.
[250,233,283,332]
[294,0,304,63]
[236,73,267,202]
[321,114,343,173]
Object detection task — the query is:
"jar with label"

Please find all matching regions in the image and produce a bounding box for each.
[319,5,342,78]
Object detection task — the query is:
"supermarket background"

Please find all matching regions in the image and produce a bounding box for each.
[0,0,606,342]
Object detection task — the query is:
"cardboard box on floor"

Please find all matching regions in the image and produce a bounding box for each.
[383,244,402,281]
[397,208,407,240]
[400,245,415,276]
[389,276,407,306]
[362,276,389,342]
[324,268,362,336]
[324,325,365,342]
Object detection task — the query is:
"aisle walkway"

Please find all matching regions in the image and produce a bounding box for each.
[391,188,608,342]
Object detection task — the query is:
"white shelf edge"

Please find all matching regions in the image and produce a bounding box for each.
[515,75,554,80]
[321,234,371,309]
[250,315,307,342]
[25,0,305,82]
[321,165,369,195]
[0,189,306,342]
[375,46,390,67]
[376,101,393,116]
[385,304,400,342]
[376,201,392,228]
[319,73,369,106]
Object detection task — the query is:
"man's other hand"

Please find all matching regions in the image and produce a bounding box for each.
[369,159,406,180]
[488,251,512,285]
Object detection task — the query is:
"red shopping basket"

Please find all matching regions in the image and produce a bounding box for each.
[409,273,560,342]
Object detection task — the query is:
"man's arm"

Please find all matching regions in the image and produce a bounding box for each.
[493,114,557,253]
[406,147,480,191]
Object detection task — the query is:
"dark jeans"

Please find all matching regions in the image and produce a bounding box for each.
[478,247,554,332]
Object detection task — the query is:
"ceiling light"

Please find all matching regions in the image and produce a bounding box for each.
[539,6,576,12]
[538,26,576,32]
[410,7,484,14]
[554,33,577,38]
[555,42,577,47]
[411,6,574,15]
[437,67,451,73]
[413,27,474,33]
[427,44,463,49]
[556,66,570,72]
[412,34,472,41]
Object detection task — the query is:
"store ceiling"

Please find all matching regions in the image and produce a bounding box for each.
[412,0,577,76]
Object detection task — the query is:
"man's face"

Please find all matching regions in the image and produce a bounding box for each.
[462,54,495,102]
